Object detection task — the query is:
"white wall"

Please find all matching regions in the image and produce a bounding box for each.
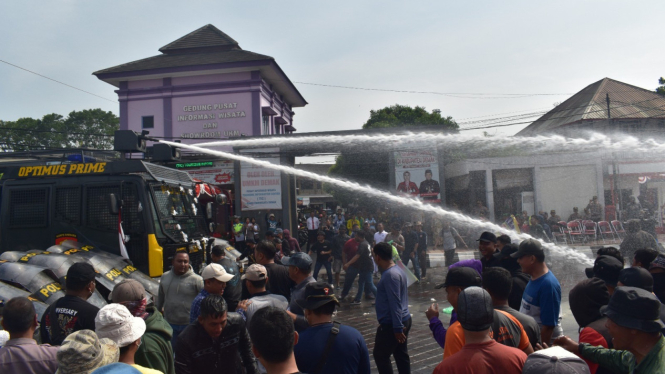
[538,165,598,220]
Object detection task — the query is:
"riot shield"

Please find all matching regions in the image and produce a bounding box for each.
[0,261,106,308]
[0,282,49,320]
[49,241,159,300]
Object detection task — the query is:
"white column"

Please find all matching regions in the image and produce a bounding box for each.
[485,169,495,222]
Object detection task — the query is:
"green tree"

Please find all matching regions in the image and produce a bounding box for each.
[326,105,458,207]
[657,77,665,96]
[0,109,118,151]
[363,104,457,129]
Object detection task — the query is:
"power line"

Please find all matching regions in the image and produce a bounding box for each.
[0,59,117,103]
[292,81,572,98]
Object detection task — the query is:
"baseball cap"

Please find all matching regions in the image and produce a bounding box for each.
[403,222,412,227]
[425,169,432,174]
[269,213,275,218]
[241,264,267,281]
[618,267,654,292]
[296,281,339,310]
[317,230,325,237]
[66,262,97,289]
[493,243,518,259]
[650,254,665,271]
[522,346,590,374]
[510,239,544,258]
[275,228,283,235]
[436,267,482,289]
[56,330,119,374]
[201,263,234,283]
[600,286,665,333]
[109,279,145,303]
[245,237,257,244]
[415,221,422,226]
[95,304,146,347]
[282,252,313,270]
[477,232,497,243]
[457,287,493,331]
[585,255,623,286]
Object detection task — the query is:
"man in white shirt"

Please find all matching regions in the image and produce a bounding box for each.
[373,223,388,246]
[306,212,320,251]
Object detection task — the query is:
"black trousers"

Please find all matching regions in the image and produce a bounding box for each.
[373,317,412,374]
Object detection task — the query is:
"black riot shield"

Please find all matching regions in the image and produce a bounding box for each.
[0,261,107,308]
[49,242,159,300]
[0,281,49,320]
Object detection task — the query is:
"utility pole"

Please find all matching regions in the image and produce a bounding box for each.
[608,94,622,220]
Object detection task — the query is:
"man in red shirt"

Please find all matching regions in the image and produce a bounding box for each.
[434,287,527,374]
[396,171,418,195]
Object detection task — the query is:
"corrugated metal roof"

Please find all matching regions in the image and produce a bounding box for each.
[517,78,665,136]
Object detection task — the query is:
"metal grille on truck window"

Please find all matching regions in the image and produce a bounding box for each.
[121,184,144,234]
[86,186,120,231]
[9,188,49,227]
[86,185,144,233]
[55,187,81,224]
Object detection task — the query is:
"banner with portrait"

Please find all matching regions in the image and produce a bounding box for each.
[394,150,441,203]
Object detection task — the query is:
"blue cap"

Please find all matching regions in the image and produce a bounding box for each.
[282,252,313,270]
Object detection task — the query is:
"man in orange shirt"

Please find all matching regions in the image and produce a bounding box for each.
[433,287,526,374]
[439,267,534,359]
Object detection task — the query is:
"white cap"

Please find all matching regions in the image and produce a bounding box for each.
[201,263,234,282]
[95,304,146,347]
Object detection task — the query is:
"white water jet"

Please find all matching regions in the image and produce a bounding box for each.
[161,140,594,266]
[194,132,665,156]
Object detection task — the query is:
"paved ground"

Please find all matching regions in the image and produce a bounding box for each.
[321,247,591,374]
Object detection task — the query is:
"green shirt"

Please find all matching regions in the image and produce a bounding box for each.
[579,335,665,374]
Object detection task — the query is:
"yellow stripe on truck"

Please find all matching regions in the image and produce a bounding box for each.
[148,234,164,277]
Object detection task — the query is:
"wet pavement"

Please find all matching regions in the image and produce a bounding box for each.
[326,249,588,374]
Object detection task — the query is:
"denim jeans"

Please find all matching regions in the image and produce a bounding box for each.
[373,317,412,374]
[354,270,377,302]
[313,260,333,284]
[341,266,360,297]
[341,266,375,297]
[169,324,188,352]
[401,252,421,280]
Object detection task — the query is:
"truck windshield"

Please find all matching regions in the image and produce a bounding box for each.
[150,184,206,240]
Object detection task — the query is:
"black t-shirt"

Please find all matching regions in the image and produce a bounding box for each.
[509,272,530,311]
[356,241,374,272]
[265,262,294,301]
[403,231,418,254]
[40,295,100,345]
[311,240,332,263]
[217,258,241,310]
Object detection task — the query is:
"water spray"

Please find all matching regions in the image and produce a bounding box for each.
[161,140,594,266]
[193,132,665,157]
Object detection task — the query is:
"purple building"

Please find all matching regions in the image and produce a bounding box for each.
[94,24,307,141]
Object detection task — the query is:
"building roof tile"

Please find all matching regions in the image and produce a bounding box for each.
[159,24,239,53]
[517,78,665,136]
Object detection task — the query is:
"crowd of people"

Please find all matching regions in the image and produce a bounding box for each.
[3,204,665,374]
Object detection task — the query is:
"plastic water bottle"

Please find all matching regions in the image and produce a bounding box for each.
[442,306,453,314]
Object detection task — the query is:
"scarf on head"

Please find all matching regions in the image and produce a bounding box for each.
[120,297,149,319]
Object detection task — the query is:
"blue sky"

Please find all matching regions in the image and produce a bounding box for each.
[1,0,663,138]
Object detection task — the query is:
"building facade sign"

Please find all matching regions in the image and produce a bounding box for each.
[172,93,253,140]
[394,150,441,202]
[240,158,282,210]
[186,160,235,185]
